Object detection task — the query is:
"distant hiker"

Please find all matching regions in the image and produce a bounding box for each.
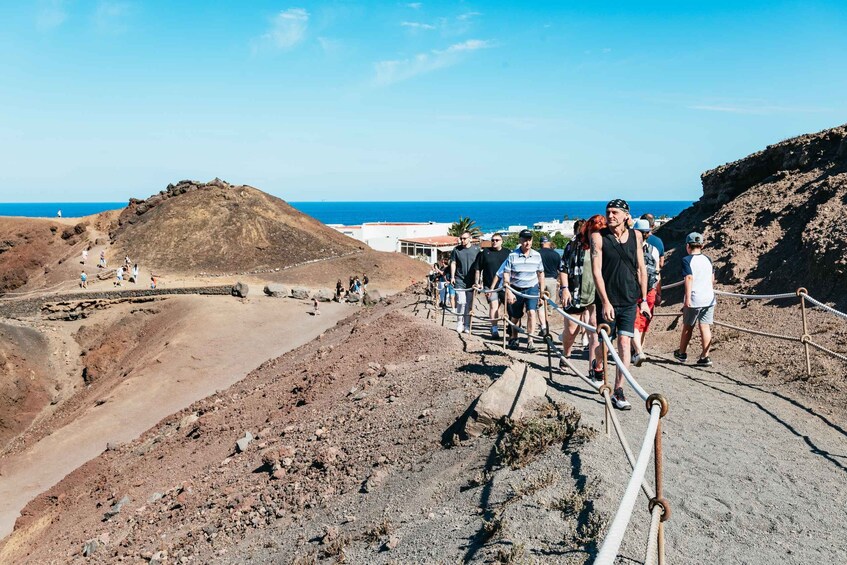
[57,209,62,218]
[336,279,344,300]
[476,233,510,338]
[436,259,450,307]
[150,275,157,289]
[80,271,88,289]
[82,248,88,264]
[115,266,124,287]
[538,235,560,335]
[131,263,139,283]
[591,199,651,411]
[124,255,131,268]
[449,231,480,334]
[675,232,715,367]
[559,215,604,375]
[631,219,661,366]
[501,229,544,352]
[313,297,321,316]
[362,273,369,290]
[99,250,106,268]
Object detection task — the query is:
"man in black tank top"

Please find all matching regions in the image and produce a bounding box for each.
[590,199,651,411]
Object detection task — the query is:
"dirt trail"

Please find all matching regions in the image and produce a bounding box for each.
[0,295,353,539]
[482,317,847,562]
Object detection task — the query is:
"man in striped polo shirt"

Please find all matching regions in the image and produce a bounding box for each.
[501,229,545,352]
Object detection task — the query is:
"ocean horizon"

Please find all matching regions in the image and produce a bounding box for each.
[0,200,693,232]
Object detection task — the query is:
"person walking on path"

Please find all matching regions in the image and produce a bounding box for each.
[449,232,480,334]
[80,271,88,289]
[501,229,544,352]
[631,219,661,366]
[115,266,124,287]
[675,232,716,367]
[362,273,369,291]
[591,199,651,410]
[131,263,140,284]
[99,250,106,269]
[559,215,604,376]
[312,297,321,316]
[475,233,510,338]
[538,235,560,336]
[82,248,88,264]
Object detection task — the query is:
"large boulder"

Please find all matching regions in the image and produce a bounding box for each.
[232,282,249,298]
[362,290,382,306]
[313,289,333,302]
[264,283,288,298]
[346,293,360,303]
[464,362,547,437]
[291,288,310,300]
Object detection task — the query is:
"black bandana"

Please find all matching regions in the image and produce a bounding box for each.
[607,198,630,212]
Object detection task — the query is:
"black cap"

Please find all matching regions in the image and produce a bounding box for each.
[607,198,630,212]
[518,229,533,239]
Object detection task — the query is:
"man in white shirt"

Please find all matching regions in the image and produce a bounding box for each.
[501,230,544,352]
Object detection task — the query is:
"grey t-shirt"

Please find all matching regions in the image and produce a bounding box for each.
[450,245,480,289]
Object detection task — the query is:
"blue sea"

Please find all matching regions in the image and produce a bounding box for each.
[0,200,692,232]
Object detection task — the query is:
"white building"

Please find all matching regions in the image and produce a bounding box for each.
[532,219,576,237]
[397,235,460,264]
[330,221,451,254]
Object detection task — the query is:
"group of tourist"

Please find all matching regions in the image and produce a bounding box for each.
[335,274,369,301]
[79,249,156,289]
[434,199,716,411]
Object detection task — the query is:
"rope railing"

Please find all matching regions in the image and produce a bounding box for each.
[659,280,847,371]
[499,284,668,563]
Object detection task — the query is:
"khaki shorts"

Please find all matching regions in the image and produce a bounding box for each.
[543,279,558,301]
[683,305,714,326]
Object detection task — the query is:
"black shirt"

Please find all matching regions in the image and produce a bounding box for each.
[599,227,639,306]
[475,247,511,288]
[539,247,561,279]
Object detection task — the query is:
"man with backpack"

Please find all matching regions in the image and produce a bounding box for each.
[631,218,661,366]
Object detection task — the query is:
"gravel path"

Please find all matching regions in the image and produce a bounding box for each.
[508,337,847,563]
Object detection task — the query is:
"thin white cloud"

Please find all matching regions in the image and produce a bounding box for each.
[688,104,830,115]
[317,36,343,55]
[374,39,492,86]
[255,8,309,51]
[457,11,482,21]
[93,1,132,34]
[404,2,422,8]
[401,21,435,30]
[36,0,68,31]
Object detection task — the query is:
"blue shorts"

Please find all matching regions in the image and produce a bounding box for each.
[446,284,456,296]
[598,303,636,339]
[508,285,539,319]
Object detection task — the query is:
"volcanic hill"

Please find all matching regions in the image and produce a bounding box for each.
[658,123,847,303]
[108,179,365,274]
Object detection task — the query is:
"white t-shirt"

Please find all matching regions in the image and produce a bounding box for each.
[682,253,715,308]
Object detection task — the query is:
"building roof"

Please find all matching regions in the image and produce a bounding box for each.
[398,235,460,246]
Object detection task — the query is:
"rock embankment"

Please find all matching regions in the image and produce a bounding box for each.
[658,123,847,302]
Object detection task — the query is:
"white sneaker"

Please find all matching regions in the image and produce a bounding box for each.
[632,352,647,367]
[581,333,589,347]
[463,326,471,334]
[456,324,464,333]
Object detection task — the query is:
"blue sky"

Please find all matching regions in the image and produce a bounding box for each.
[1,1,845,202]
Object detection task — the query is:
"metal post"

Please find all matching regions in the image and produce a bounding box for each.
[599,323,611,438]
[798,288,811,377]
[646,393,670,565]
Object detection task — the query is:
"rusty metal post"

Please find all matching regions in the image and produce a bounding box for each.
[798,288,811,377]
[599,323,611,437]
[647,393,670,565]
[544,292,553,379]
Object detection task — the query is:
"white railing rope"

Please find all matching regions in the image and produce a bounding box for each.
[599,329,650,402]
[801,292,847,321]
[596,403,662,565]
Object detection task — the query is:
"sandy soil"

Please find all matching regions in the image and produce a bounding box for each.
[0,294,354,539]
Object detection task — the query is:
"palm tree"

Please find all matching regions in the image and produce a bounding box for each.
[448,216,482,238]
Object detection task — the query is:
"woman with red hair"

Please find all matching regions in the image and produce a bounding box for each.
[558,214,606,381]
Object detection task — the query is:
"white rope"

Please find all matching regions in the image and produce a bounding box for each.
[806,340,847,363]
[545,297,596,333]
[801,292,847,321]
[644,504,663,565]
[714,290,797,300]
[451,285,503,294]
[599,329,650,402]
[713,321,800,342]
[596,403,661,565]
[661,280,684,290]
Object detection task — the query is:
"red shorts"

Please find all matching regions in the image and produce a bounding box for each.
[634,287,658,333]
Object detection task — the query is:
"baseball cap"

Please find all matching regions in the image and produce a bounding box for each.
[633,219,651,232]
[539,235,550,243]
[518,229,533,239]
[686,232,704,245]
